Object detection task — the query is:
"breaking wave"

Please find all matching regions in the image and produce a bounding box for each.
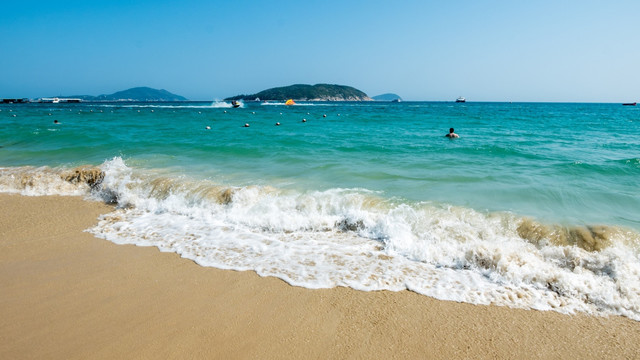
[2,157,639,320]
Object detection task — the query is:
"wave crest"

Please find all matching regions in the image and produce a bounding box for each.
[3,158,640,320]
[0,165,103,196]
[515,218,636,252]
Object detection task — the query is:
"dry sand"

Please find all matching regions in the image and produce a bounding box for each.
[1,193,639,359]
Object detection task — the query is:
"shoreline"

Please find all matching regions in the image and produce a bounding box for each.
[1,193,639,359]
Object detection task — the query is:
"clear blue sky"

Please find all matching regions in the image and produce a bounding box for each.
[2,0,639,102]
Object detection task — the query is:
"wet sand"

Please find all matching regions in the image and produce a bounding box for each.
[1,193,639,359]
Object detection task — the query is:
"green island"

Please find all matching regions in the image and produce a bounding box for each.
[60,87,187,102]
[225,84,373,101]
[372,93,402,102]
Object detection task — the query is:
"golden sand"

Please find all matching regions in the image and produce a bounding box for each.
[1,194,639,359]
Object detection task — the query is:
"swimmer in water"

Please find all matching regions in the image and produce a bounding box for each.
[445,128,459,138]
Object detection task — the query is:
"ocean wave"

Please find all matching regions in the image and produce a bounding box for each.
[2,158,639,321]
[259,101,366,107]
[0,165,102,196]
[564,158,640,177]
[96,101,243,109]
[210,100,243,108]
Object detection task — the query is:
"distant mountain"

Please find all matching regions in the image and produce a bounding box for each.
[226,84,373,101]
[59,87,188,101]
[372,93,402,101]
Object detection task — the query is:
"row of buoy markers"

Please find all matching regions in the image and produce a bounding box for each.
[205,117,316,129]
[201,111,332,130]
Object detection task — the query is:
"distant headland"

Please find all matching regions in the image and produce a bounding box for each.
[372,93,402,102]
[62,87,187,102]
[12,87,188,103]
[225,84,373,101]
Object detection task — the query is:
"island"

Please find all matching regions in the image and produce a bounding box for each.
[225,84,373,101]
[372,93,402,102]
[51,87,188,102]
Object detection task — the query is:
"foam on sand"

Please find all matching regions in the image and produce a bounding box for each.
[2,157,639,321]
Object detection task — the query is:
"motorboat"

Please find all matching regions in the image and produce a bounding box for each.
[455,97,466,103]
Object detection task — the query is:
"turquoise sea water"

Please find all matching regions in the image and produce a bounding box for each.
[2,101,639,319]
[2,101,638,226]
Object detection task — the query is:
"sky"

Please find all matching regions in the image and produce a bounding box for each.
[1,0,639,102]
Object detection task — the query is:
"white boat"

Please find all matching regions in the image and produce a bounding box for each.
[40,97,82,103]
[455,97,466,103]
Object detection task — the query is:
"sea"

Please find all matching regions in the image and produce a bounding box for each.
[1,100,639,320]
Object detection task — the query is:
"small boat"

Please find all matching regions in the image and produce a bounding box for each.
[40,97,81,103]
[622,102,636,106]
[455,97,466,103]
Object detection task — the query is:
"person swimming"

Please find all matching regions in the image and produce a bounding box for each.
[445,128,459,138]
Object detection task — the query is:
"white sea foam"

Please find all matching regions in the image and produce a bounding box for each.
[96,102,241,109]
[0,166,91,196]
[2,157,639,320]
[259,101,347,107]
[210,100,243,108]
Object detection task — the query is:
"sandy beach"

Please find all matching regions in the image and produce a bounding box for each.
[1,193,639,359]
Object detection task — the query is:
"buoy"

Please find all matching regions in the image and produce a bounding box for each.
[323,114,327,118]
[276,122,281,126]
[244,123,250,127]
[206,126,211,130]
[302,119,307,122]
